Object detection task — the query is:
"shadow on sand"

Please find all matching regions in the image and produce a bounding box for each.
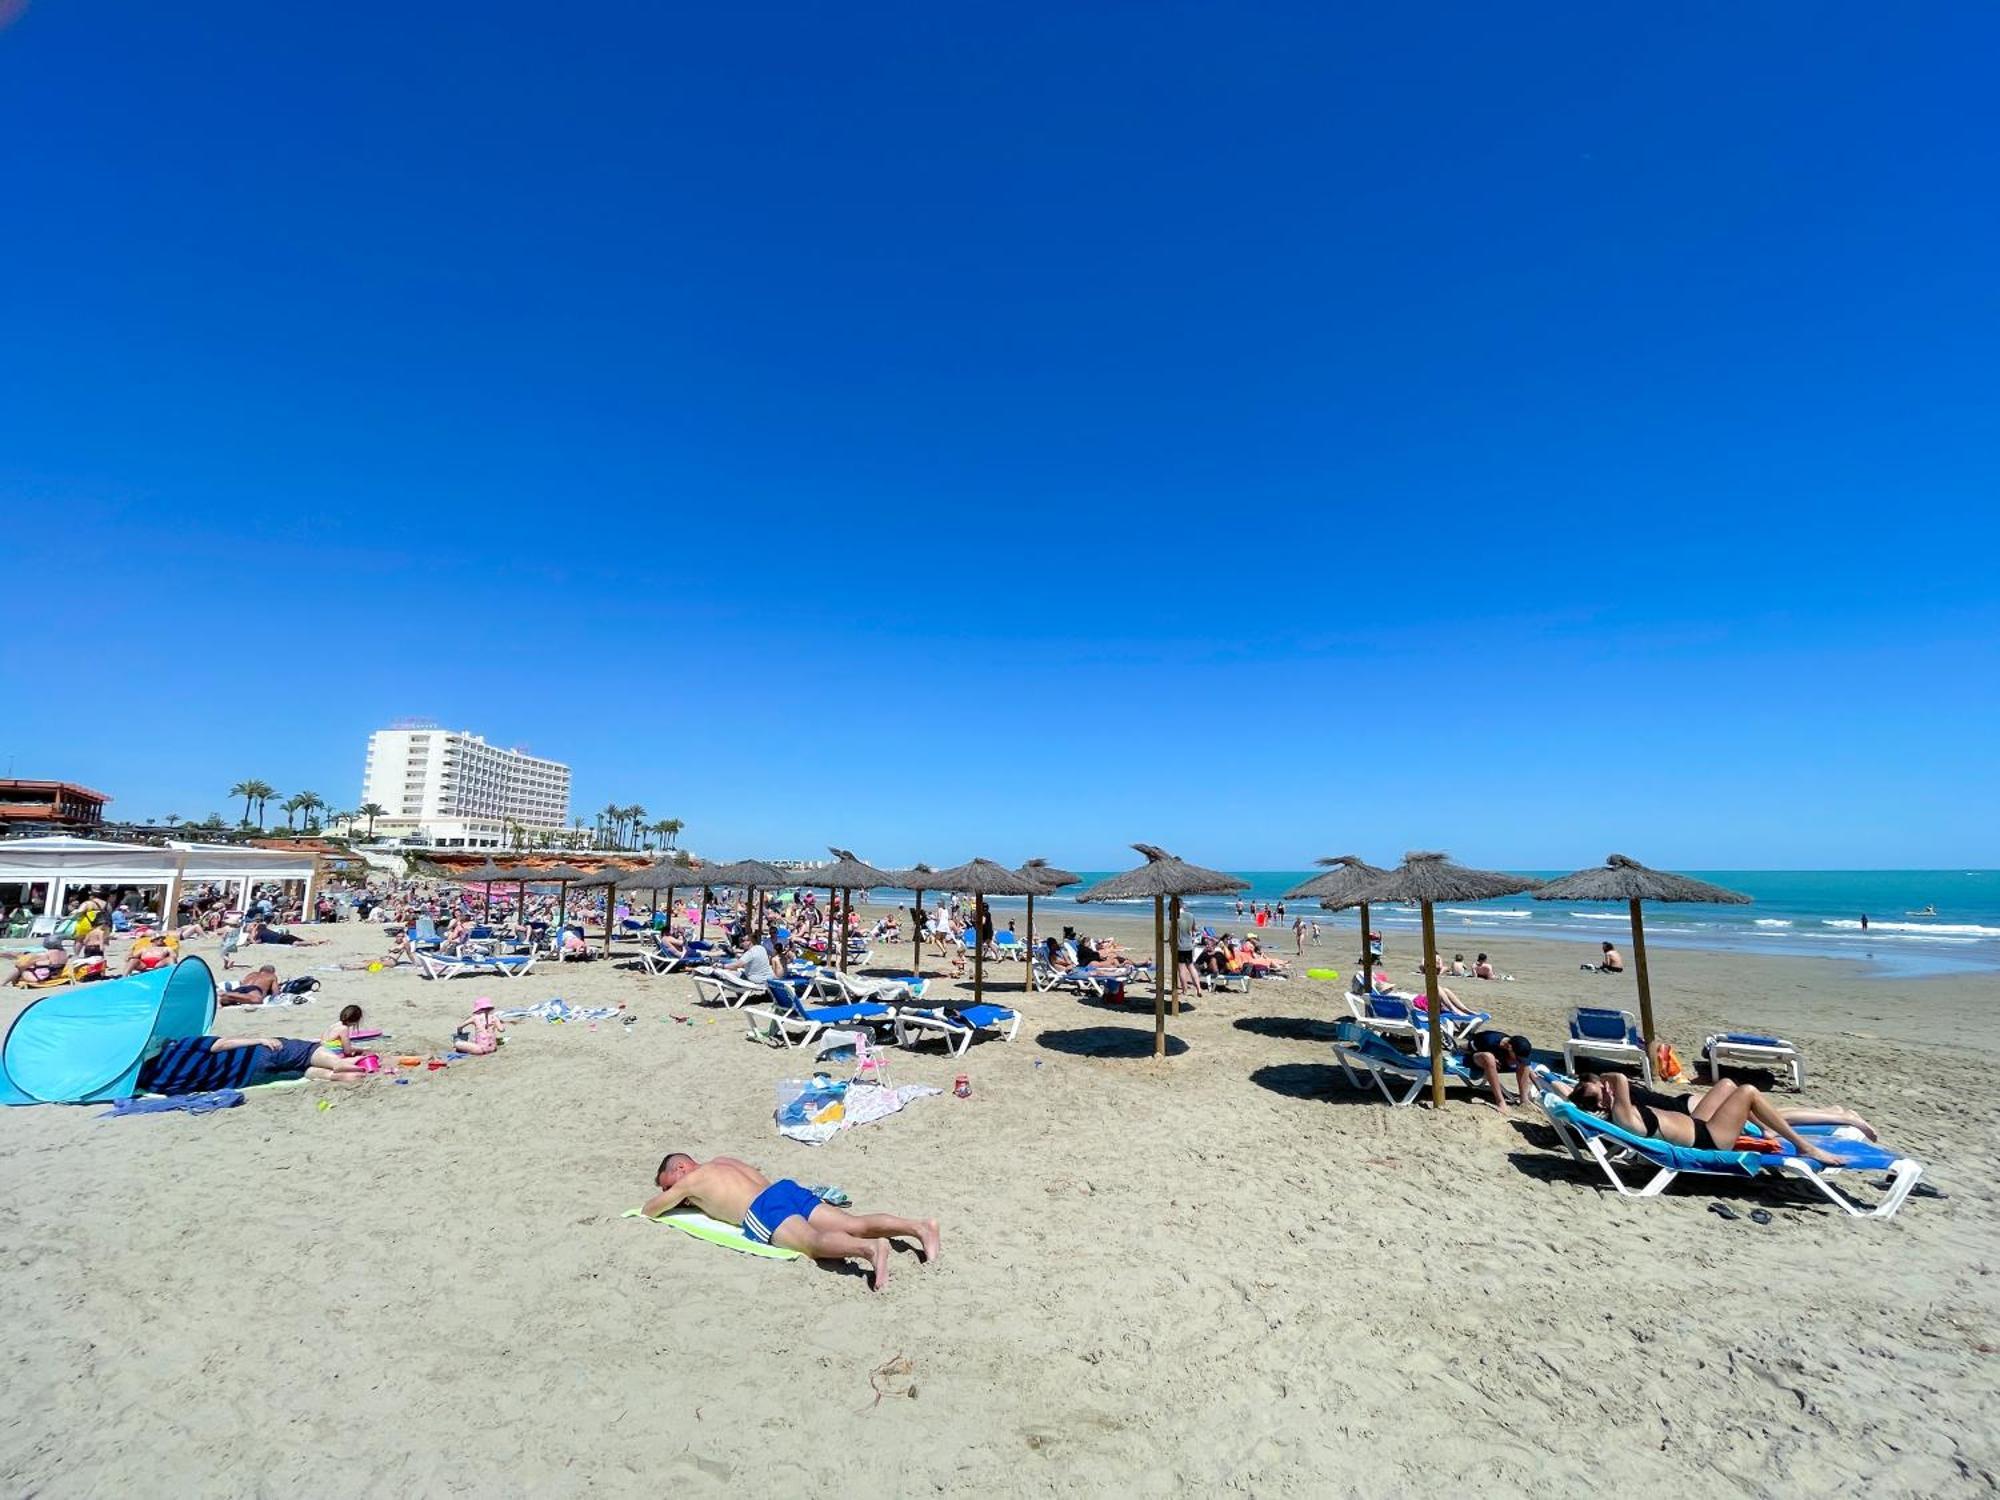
[1034,1025,1190,1060]
[1233,1014,1342,1044]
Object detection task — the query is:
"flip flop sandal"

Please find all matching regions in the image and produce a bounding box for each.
[1749,1209,1774,1225]
[1708,1203,1741,1221]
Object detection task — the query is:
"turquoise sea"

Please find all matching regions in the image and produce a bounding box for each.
[914,870,2000,978]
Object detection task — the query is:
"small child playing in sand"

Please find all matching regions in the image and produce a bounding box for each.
[322,1004,365,1054]
[453,997,502,1055]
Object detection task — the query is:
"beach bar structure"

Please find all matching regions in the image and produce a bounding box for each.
[0,836,318,934]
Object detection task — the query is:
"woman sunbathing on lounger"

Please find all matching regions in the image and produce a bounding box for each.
[1559,1071,1850,1165]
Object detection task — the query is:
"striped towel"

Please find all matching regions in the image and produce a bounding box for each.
[137,1038,264,1096]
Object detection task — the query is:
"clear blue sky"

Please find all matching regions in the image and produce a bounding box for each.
[4,3,1996,868]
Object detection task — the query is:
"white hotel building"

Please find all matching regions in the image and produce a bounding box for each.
[359,725,570,849]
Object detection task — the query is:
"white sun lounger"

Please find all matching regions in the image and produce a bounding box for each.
[1538,1091,1921,1218]
[1563,1007,1653,1084]
[690,970,765,1008]
[416,950,536,981]
[893,1002,1022,1056]
[1700,1032,1805,1090]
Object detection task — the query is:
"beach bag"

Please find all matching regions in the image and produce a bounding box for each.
[1652,1040,1684,1083]
[278,976,321,996]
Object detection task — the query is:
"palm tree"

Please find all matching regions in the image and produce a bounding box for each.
[600,803,619,849]
[164,813,183,828]
[245,780,277,830]
[229,780,257,826]
[626,805,647,849]
[358,802,386,839]
[280,793,305,832]
[661,817,683,850]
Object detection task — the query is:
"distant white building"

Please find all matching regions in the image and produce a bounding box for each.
[358,723,570,849]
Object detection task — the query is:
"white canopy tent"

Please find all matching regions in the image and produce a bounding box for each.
[0,836,316,934]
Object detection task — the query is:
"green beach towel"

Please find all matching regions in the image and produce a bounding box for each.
[622,1207,801,1261]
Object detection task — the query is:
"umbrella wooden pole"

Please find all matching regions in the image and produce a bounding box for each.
[1169,894,1183,1016]
[698,886,709,942]
[557,880,569,962]
[1025,892,1035,992]
[974,895,986,1004]
[912,888,925,974]
[1358,901,1371,989]
[1153,895,1168,1057]
[1422,901,1447,1108]
[603,882,616,958]
[1629,897,1656,1044]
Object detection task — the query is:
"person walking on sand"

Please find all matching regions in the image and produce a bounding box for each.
[642,1153,939,1291]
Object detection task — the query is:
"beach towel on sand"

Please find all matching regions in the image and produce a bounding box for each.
[101,1089,246,1118]
[777,1082,942,1146]
[622,1207,802,1260]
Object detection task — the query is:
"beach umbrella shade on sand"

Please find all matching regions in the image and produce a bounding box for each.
[1532,854,1751,1047]
[920,859,1046,1005]
[1335,852,1541,1107]
[1285,855,1387,993]
[882,863,937,973]
[1016,859,1081,989]
[1075,845,1250,1059]
[814,849,894,970]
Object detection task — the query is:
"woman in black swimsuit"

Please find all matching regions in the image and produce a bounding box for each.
[1564,1071,1849,1164]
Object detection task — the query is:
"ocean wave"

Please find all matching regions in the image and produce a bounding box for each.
[1753,919,1793,928]
[1821,920,2000,937]
[1570,912,1626,921]
[1445,907,1531,918]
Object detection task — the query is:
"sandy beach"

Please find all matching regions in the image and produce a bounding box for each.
[3,908,1995,1497]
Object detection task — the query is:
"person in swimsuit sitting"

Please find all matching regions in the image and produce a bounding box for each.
[1583,941,1623,973]
[642,1153,939,1292]
[219,964,280,1005]
[1460,1029,1535,1111]
[7,939,72,987]
[1561,1071,1847,1165]
[122,933,176,975]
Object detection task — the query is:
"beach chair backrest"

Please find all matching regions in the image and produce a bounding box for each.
[765,978,807,1017]
[1367,994,1412,1024]
[1572,1007,1640,1045]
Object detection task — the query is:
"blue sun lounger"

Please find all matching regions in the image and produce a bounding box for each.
[894,1002,1022,1056]
[1330,1022,1475,1106]
[1564,1007,1652,1083]
[1537,1092,1924,1218]
[743,978,898,1050]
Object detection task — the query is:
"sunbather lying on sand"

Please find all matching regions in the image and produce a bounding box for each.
[642,1154,939,1292]
[7,940,72,986]
[218,964,280,1004]
[1557,1071,1855,1164]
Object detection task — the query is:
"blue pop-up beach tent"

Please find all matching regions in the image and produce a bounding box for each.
[0,957,217,1106]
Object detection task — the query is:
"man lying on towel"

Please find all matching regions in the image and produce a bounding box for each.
[641,1154,939,1292]
[138,1035,372,1093]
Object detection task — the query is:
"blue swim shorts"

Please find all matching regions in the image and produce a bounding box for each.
[742,1179,820,1245]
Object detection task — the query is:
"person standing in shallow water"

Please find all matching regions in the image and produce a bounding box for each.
[1861,913,1869,931]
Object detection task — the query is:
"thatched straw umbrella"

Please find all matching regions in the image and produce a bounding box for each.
[696,859,789,942]
[629,855,696,933]
[1075,845,1250,1059]
[1285,855,1386,993]
[814,849,893,970]
[882,863,937,973]
[523,864,593,956]
[1336,852,1541,1107]
[1533,855,1750,1046]
[921,859,1045,1005]
[566,870,623,958]
[458,860,513,923]
[1016,859,1080,988]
